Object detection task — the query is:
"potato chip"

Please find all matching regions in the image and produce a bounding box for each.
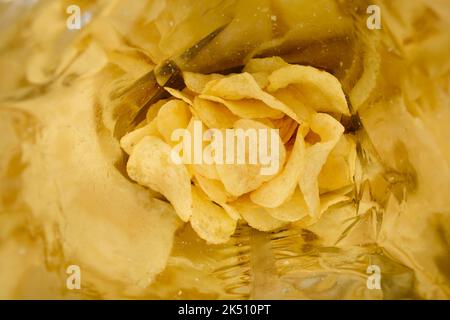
[268,65,350,116]
[202,72,300,121]
[164,87,194,105]
[242,56,289,90]
[243,57,290,74]
[266,187,309,222]
[231,196,287,232]
[127,136,192,222]
[217,162,268,197]
[299,113,345,217]
[186,119,221,180]
[190,187,237,244]
[146,98,171,123]
[254,118,276,129]
[236,118,286,163]
[192,97,239,129]
[250,72,270,89]
[190,163,220,180]
[216,119,286,197]
[156,100,192,145]
[199,94,285,119]
[250,126,307,208]
[270,87,315,122]
[319,135,357,193]
[194,174,235,204]
[120,120,160,155]
[221,203,241,221]
[272,116,299,144]
[183,72,225,94]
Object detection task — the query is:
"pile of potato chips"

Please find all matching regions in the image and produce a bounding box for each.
[121,57,356,244]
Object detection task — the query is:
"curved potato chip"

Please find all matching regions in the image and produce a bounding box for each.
[190,187,237,244]
[272,116,299,144]
[270,87,315,122]
[250,126,307,208]
[216,119,286,197]
[217,162,268,197]
[156,100,192,145]
[183,72,225,94]
[185,119,221,180]
[192,97,239,129]
[200,94,285,119]
[250,72,270,89]
[266,187,309,222]
[221,203,241,221]
[231,196,287,232]
[299,113,344,217]
[194,174,235,204]
[146,98,171,123]
[254,118,276,128]
[319,135,357,193]
[244,57,290,74]
[190,163,220,180]
[164,87,194,105]
[127,136,192,222]
[244,57,290,90]
[120,121,160,155]
[202,72,300,121]
[268,65,350,116]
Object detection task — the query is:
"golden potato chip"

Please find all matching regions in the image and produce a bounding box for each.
[194,174,235,204]
[319,135,357,193]
[199,94,285,119]
[192,96,239,129]
[164,87,194,105]
[299,113,345,217]
[243,57,290,90]
[250,126,307,208]
[268,65,350,115]
[190,187,237,244]
[250,72,270,89]
[127,136,192,222]
[146,98,171,123]
[120,120,160,155]
[217,162,268,197]
[185,119,221,180]
[270,87,315,122]
[272,116,299,144]
[156,100,192,145]
[183,72,225,94]
[234,117,286,162]
[243,57,289,74]
[253,118,276,129]
[216,119,286,197]
[221,203,241,221]
[202,72,300,121]
[266,187,309,222]
[231,196,287,232]
[190,163,220,180]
